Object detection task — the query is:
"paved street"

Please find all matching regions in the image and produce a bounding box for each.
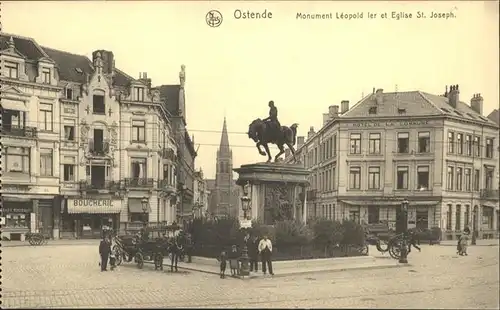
[2,242,499,308]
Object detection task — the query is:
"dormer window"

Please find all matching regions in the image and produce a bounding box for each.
[42,68,51,84]
[368,107,377,115]
[66,88,73,100]
[134,87,144,101]
[5,61,19,79]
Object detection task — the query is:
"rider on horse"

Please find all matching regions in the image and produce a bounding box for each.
[262,101,281,140]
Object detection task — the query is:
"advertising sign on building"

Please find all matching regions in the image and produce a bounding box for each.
[67,199,122,213]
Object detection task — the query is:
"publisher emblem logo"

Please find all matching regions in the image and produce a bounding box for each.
[206,10,223,27]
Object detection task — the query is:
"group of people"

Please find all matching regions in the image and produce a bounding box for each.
[218,233,274,279]
[98,234,116,272]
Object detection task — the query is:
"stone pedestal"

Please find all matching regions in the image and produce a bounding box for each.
[234,162,310,225]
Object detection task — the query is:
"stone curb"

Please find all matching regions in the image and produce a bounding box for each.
[145,260,408,278]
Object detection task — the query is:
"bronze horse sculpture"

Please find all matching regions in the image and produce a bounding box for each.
[247,119,299,163]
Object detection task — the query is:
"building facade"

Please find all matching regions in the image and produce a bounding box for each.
[159,74,197,225]
[285,87,499,239]
[1,32,181,239]
[1,34,62,240]
[193,169,209,218]
[206,118,240,218]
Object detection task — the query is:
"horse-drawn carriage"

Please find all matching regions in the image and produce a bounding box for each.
[112,224,186,270]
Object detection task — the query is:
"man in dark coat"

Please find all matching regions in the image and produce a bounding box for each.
[99,236,111,271]
[263,101,281,140]
[248,235,260,272]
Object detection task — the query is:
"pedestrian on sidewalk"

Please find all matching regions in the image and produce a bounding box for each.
[249,235,260,272]
[258,234,274,276]
[99,235,111,272]
[217,250,228,278]
[228,245,240,276]
[458,227,470,256]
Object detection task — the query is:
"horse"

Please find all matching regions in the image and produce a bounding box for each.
[247,118,299,163]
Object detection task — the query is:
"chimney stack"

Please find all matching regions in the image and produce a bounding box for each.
[341,100,350,114]
[444,85,449,97]
[329,105,339,118]
[139,72,152,89]
[448,84,459,108]
[297,136,305,147]
[307,126,315,140]
[375,89,384,105]
[470,93,484,115]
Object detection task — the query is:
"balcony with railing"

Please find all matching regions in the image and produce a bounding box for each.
[79,180,120,191]
[158,179,176,194]
[1,125,38,138]
[124,178,155,188]
[88,139,110,156]
[480,189,500,200]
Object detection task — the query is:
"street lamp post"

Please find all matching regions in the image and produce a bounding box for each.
[239,181,252,277]
[398,198,409,264]
[141,196,149,229]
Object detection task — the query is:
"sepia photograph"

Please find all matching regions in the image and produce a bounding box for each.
[0,1,499,308]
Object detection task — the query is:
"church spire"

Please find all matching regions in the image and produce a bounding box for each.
[219,117,230,152]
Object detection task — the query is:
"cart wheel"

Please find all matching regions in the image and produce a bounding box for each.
[28,237,35,246]
[115,251,123,266]
[136,253,144,269]
[112,245,120,252]
[34,236,42,246]
[388,244,401,259]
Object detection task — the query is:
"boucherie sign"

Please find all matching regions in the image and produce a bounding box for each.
[70,199,115,207]
[351,120,429,128]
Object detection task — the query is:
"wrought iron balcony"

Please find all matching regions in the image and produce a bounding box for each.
[79,180,120,191]
[1,125,37,138]
[480,189,500,200]
[158,179,176,193]
[88,139,110,156]
[124,178,155,188]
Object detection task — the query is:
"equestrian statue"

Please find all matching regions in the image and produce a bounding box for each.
[247,100,299,163]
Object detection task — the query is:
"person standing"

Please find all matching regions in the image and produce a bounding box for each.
[458,227,471,256]
[99,235,111,271]
[258,234,274,276]
[249,235,260,272]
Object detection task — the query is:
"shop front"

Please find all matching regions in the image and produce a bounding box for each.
[1,198,33,241]
[61,197,122,239]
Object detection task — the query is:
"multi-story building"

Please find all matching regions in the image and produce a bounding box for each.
[159,72,197,225]
[1,32,181,239]
[1,34,62,240]
[286,86,499,239]
[206,118,240,218]
[193,169,209,218]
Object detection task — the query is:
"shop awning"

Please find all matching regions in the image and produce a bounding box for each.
[67,198,122,214]
[128,198,150,213]
[1,99,28,111]
[2,194,55,202]
[341,200,439,206]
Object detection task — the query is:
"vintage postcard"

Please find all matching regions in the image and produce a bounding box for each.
[0,1,498,308]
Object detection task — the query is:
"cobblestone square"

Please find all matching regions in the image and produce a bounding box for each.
[2,242,499,308]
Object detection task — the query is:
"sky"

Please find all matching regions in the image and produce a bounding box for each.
[2,1,499,179]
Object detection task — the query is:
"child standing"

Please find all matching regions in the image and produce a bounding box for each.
[217,251,228,278]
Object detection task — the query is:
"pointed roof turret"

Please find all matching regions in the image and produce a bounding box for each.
[219,117,230,152]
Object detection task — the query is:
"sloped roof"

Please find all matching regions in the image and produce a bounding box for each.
[0,34,46,60]
[158,84,180,115]
[343,90,497,126]
[42,47,94,84]
[487,109,500,125]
